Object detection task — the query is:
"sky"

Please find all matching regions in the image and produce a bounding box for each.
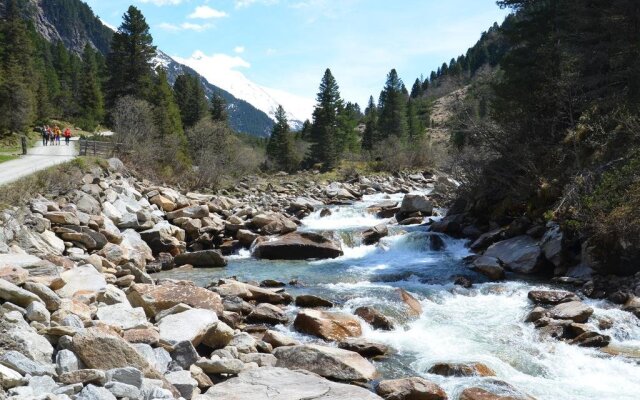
[85,0,509,117]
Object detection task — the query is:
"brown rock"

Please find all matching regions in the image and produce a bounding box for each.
[294,309,362,341]
[123,328,160,345]
[548,301,593,323]
[59,369,106,385]
[355,306,395,330]
[397,289,422,316]
[295,295,334,308]
[471,256,505,281]
[527,290,579,305]
[0,266,29,285]
[246,303,289,325]
[459,387,526,400]
[262,330,301,348]
[338,338,389,358]
[253,232,343,260]
[376,377,448,400]
[127,282,223,318]
[428,362,496,377]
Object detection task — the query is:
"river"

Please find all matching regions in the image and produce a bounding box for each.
[156,192,640,400]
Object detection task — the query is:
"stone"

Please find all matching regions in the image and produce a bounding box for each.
[237,229,259,247]
[471,256,506,281]
[150,195,177,212]
[253,232,343,260]
[213,280,290,304]
[124,328,160,345]
[399,194,433,215]
[459,387,527,400]
[56,349,81,375]
[354,306,395,330]
[376,377,448,400]
[23,282,62,311]
[484,236,543,274]
[239,353,277,367]
[294,309,362,341]
[397,289,423,316]
[57,265,107,298]
[174,250,227,268]
[167,205,209,220]
[196,357,245,375]
[569,331,611,347]
[105,381,141,399]
[202,321,235,349]
[274,344,376,381]
[203,367,382,400]
[71,328,164,382]
[0,312,54,364]
[524,307,547,323]
[541,224,563,267]
[338,338,389,358]
[228,332,258,353]
[59,369,107,385]
[166,370,198,399]
[427,362,496,377]
[262,330,301,348]
[295,295,334,308]
[362,224,389,245]
[127,282,223,318]
[157,308,219,345]
[25,301,50,324]
[0,278,44,307]
[0,351,56,376]
[44,212,80,226]
[190,365,213,389]
[171,340,200,370]
[548,301,594,323]
[527,290,579,305]
[0,265,28,285]
[28,375,59,396]
[96,303,148,330]
[247,303,289,325]
[140,222,185,255]
[0,363,24,388]
[77,384,117,400]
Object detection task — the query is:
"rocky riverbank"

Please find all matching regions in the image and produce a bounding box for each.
[0,159,637,400]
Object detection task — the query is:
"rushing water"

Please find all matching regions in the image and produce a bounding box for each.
[156,193,640,400]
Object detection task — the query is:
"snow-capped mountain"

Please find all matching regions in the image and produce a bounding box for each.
[174,51,315,131]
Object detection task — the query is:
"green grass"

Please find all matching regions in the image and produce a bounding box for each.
[0,154,18,163]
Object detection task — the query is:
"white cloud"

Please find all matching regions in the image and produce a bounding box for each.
[234,46,245,54]
[234,0,279,9]
[158,22,213,32]
[139,0,185,6]
[188,6,228,19]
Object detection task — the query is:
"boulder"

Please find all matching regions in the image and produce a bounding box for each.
[355,306,395,330]
[0,350,55,376]
[250,213,298,235]
[157,308,218,346]
[57,265,107,298]
[246,303,289,325]
[376,377,448,400]
[96,303,148,330]
[0,265,28,285]
[362,224,389,245]
[123,328,160,345]
[77,384,117,400]
[397,289,423,316]
[196,357,245,375]
[253,232,343,260]
[295,294,334,308]
[203,367,382,400]
[149,195,177,212]
[471,256,505,281]
[262,330,301,348]
[548,301,593,323]
[569,331,611,347]
[139,222,186,255]
[174,250,227,268]
[541,224,563,267]
[400,194,433,215]
[527,290,579,305]
[459,387,529,400]
[166,370,197,399]
[166,205,209,220]
[237,229,259,247]
[127,282,223,317]
[338,338,389,358]
[0,279,43,307]
[23,282,62,311]
[59,369,106,385]
[213,280,290,304]
[294,309,362,341]
[274,344,377,381]
[484,236,543,274]
[0,363,24,388]
[202,321,235,349]
[44,212,79,226]
[427,362,496,377]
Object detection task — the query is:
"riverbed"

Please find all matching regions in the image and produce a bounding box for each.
[156,192,640,400]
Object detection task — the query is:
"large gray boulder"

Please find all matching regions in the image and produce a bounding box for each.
[400,194,433,215]
[484,235,543,274]
[0,311,54,365]
[274,344,376,381]
[0,278,44,307]
[203,367,382,400]
[157,308,218,346]
[253,232,343,260]
[174,250,227,268]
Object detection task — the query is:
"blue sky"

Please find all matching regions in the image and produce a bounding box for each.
[85,0,509,112]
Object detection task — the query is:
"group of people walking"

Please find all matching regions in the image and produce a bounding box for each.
[41,125,72,146]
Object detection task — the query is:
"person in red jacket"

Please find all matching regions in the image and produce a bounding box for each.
[63,127,71,146]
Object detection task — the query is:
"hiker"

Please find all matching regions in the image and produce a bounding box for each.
[54,126,61,146]
[41,125,48,146]
[45,126,52,146]
[64,127,71,146]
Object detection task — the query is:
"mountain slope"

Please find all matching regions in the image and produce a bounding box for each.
[12,0,274,137]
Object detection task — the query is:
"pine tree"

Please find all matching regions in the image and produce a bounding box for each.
[78,45,104,130]
[406,99,423,140]
[377,69,408,140]
[151,67,189,164]
[362,95,378,151]
[410,78,423,98]
[307,68,343,170]
[298,119,312,140]
[173,74,208,128]
[210,92,227,122]
[106,6,156,109]
[266,105,296,171]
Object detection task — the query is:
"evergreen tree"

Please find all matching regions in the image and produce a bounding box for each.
[151,67,188,164]
[410,78,423,98]
[308,68,343,170]
[377,69,408,140]
[173,74,208,128]
[298,119,312,140]
[106,6,156,109]
[266,105,296,171]
[337,102,361,154]
[362,95,378,151]
[210,92,227,122]
[78,45,104,130]
[406,99,423,140]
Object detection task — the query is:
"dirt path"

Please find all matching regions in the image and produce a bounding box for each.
[0,139,78,186]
